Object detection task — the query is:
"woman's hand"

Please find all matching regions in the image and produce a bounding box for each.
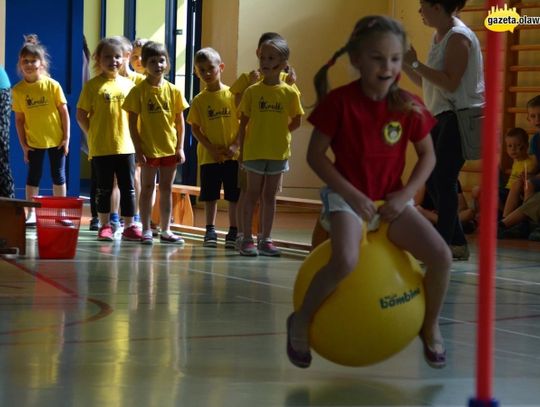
[403,45,418,67]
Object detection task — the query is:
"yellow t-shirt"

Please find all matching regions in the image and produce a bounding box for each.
[230,71,300,95]
[506,155,538,188]
[239,81,304,161]
[123,80,189,158]
[77,75,135,158]
[12,77,67,149]
[127,71,145,85]
[186,86,239,165]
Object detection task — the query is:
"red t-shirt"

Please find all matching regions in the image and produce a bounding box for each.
[308,80,436,200]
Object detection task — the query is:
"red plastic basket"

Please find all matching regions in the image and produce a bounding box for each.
[34,196,84,259]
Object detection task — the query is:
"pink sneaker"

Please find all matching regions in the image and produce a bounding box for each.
[97,225,114,241]
[160,232,185,245]
[122,225,143,241]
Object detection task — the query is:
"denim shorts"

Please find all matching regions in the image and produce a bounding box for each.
[242,159,289,175]
[319,186,413,232]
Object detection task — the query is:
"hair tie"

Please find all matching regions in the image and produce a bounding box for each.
[326,57,337,68]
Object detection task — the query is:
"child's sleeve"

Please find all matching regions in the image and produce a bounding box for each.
[229,73,249,95]
[238,87,252,117]
[186,96,200,125]
[76,82,91,111]
[54,81,67,106]
[289,89,304,117]
[122,86,140,113]
[173,86,189,114]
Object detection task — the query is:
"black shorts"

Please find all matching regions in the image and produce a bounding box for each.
[199,160,240,202]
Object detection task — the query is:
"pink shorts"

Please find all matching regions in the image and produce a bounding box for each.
[144,155,178,168]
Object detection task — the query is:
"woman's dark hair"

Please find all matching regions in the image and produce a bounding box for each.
[423,0,467,14]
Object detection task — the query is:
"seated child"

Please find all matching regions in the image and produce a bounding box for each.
[497,128,540,239]
[415,181,479,234]
[500,96,540,240]
[499,128,537,218]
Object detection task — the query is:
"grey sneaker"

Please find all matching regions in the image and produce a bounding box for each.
[225,230,237,249]
[450,244,470,261]
[258,238,281,257]
[203,230,218,248]
[528,226,540,241]
[239,238,258,256]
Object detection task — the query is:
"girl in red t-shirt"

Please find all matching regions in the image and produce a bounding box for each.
[287,16,452,370]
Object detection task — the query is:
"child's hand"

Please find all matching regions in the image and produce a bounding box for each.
[347,189,377,222]
[176,148,186,164]
[209,146,225,163]
[285,66,296,85]
[379,190,409,222]
[58,139,69,156]
[248,70,260,85]
[22,144,34,163]
[136,151,146,165]
[226,143,239,159]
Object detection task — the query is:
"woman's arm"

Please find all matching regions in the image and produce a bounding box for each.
[404,34,470,93]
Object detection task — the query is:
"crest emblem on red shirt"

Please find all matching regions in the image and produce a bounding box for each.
[382,121,402,145]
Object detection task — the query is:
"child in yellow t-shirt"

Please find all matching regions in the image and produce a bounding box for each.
[187,47,240,249]
[231,32,300,247]
[237,36,304,257]
[12,35,70,225]
[76,37,142,242]
[123,41,189,245]
[130,38,149,75]
[500,127,537,220]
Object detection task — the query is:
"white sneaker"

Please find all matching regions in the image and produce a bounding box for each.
[25,212,37,227]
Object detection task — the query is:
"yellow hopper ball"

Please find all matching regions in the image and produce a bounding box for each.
[293,220,425,366]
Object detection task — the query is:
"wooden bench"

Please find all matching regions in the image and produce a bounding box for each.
[151,184,323,251]
[0,197,40,256]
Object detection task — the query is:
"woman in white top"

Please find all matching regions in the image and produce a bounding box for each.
[403,0,484,261]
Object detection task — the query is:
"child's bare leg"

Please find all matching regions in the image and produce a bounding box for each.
[25,185,39,219]
[290,212,362,354]
[503,181,523,217]
[501,207,528,227]
[260,173,282,240]
[111,177,120,218]
[387,206,452,351]
[139,167,158,232]
[157,166,177,233]
[242,172,264,239]
[228,201,237,227]
[205,200,218,225]
[52,183,66,197]
[134,165,141,217]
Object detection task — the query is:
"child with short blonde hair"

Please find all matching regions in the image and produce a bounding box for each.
[187,47,240,248]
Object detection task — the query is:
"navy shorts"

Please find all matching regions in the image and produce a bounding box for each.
[199,160,240,202]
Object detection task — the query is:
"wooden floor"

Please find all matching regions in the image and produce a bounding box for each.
[0,207,539,407]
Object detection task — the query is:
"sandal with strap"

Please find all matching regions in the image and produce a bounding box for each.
[419,333,446,369]
[286,313,312,368]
